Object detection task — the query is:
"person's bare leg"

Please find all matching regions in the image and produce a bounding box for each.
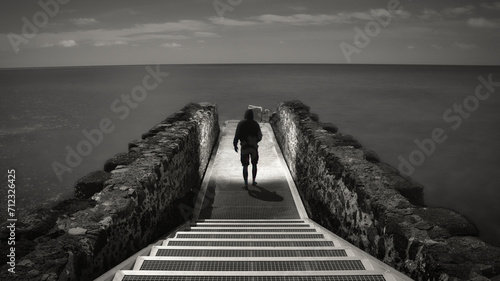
[243,165,249,189]
[252,164,257,186]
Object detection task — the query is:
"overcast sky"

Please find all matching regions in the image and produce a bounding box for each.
[1,0,499,67]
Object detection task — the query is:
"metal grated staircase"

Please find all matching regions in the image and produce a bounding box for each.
[112,219,398,281]
[99,120,412,281]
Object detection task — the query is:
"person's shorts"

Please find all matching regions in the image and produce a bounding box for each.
[240,147,259,166]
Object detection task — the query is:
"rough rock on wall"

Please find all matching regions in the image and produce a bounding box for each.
[270,100,500,281]
[0,102,219,281]
[74,171,112,199]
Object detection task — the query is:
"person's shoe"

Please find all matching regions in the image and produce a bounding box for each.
[252,181,258,186]
[242,185,248,190]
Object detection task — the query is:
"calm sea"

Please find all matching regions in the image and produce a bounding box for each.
[1,64,499,246]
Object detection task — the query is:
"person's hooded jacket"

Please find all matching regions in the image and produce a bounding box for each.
[233,109,263,150]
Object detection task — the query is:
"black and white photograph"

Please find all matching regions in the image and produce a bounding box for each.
[1,0,499,280]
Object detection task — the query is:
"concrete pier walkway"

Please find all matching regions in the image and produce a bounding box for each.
[106,121,412,281]
[197,121,304,220]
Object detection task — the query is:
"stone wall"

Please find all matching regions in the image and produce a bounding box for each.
[270,100,500,281]
[1,103,219,281]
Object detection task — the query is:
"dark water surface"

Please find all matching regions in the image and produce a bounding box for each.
[1,64,499,245]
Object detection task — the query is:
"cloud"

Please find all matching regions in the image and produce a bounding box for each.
[256,14,347,25]
[443,5,475,17]
[254,10,410,26]
[41,40,78,48]
[161,42,182,48]
[193,31,219,38]
[289,6,308,12]
[431,44,443,50]
[208,9,411,29]
[94,41,128,47]
[133,20,208,33]
[420,9,442,20]
[467,17,500,28]
[481,2,500,10]
[420,5,476,20]
[27,19,210,49]
[129,34,189,41]
[208,17,258,26]
[366,9,411,20]
[71,18,98,25]
[345,9,408,21]
[59,40,78,47]
[391,9,412,19]
[453,42,478,49]
[407,45,415,49]
[347,12,373,21]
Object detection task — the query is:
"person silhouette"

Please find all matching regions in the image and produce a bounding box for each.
[233,109,263,190]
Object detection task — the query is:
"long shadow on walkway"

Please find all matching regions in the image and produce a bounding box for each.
[248,185,284,202]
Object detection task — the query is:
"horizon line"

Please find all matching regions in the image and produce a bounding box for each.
[1,62,499,70]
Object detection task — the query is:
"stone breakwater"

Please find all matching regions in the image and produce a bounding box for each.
[0,103,219,281]
[270,100,500,281]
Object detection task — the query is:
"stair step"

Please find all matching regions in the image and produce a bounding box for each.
[116,271,395,281]
[133,257,373,271]
[193,223,311,228]
[150,247,354,257]
[188,228,318,232]
[156,245,344,250]
[163,239,339,247]
[175,233,325,239]
[197,220,306,223]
